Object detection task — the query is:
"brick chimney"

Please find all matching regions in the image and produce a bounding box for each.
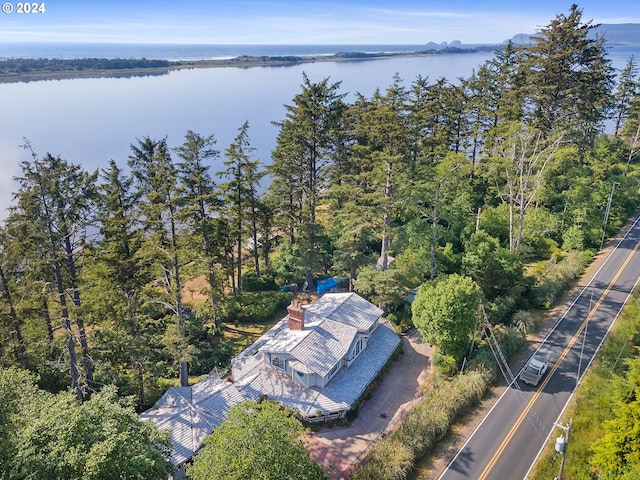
[287,300,305,330]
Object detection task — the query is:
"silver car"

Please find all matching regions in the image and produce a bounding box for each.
[519,353,549,386]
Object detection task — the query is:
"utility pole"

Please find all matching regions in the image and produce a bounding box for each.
[600,180,620,250]
[554,419,572,480]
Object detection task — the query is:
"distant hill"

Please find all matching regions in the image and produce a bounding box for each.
[424,40,464,50]
[506,23,640,45]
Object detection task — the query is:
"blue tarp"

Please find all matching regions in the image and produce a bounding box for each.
[316,277,337,295]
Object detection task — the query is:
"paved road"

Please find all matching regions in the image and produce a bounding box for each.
[308,329,432,479]
[438,214,640,480]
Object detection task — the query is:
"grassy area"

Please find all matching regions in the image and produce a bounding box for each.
[528,291,640,479]
[223,322,276,358]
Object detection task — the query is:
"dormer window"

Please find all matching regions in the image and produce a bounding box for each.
[272,355,286,370]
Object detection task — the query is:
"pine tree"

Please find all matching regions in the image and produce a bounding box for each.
[129,137,190,387]
[218,122,265,293]
[526,4,614,151]
[269,73,345,290]
[612,56,639,136]
[12,143,97,398]
[175,131,228,320]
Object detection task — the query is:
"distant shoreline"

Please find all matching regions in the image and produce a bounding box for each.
[0,47,499,84]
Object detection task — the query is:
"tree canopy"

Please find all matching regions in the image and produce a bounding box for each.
[0,368,173,480]
[188,400,329,480]
[412,274,483,362]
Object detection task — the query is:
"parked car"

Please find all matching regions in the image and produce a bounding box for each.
[519,353,549,386]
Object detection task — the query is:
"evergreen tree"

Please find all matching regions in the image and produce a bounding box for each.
[525,4,614,151]
[86,159,160,409]
[612,56,639,136]
[269,73,345,290]
[350,77,409,270]
[11,143,97,398]
[175,131,228,321]
[129,137,190,387]
[218,121,265,293]
[0,234,30,370]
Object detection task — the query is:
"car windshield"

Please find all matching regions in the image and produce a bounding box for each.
[525,364,541,375]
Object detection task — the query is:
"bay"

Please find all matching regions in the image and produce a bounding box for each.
[0,44,637,219]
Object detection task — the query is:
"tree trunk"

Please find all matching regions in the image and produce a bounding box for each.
[430,190,440,281]
[65,234,94,386]
[0,265,31,369]
[42,296,54,343]
[378,161,393,270]
[251,210,260,277]
[508,179,515,252]
[236,229,242,294]
[54,262,81,399]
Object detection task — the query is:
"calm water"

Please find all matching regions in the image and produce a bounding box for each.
[0,44,637,218]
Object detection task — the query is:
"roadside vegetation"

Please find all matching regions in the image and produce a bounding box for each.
[1,3,640,479]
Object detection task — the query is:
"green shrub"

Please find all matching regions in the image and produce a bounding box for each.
[466,349,498,384]
[488,324,524,360]
[432,351,458,377]
[241,271,278,292]
[353,438,413,480]
[485,295,516,324]
[529,250,588,308]
[512,310,535,335]
[354,367,493,479]
[221,291,293,324]
[190,341,233,376]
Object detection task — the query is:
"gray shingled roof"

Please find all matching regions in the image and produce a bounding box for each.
[139,377,247,466]
[244,321,400,417]
[141,292,400,467]
[305,292,383,331]
[289,319,358,377]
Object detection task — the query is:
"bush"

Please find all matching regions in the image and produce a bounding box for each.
[487,324,525,360]
[485,296,516,324]
[512,310,535,335]
[241,270,278,292]
[466,349,498,384]
[432,351,458,377]
[221,291,293,324]
[190,340,233,375]
[529,250,589,308]
[353,367,493,480]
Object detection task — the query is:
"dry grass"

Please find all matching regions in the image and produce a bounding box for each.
[223,322,274,357]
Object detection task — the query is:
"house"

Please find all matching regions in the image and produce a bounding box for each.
[232,292,401,420]
[141,292,400,471]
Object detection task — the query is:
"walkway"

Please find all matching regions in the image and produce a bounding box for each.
[307,329,432,479]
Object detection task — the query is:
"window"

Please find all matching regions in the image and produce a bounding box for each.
[346,338,362,362]
[272,356,285,370]
[355,338,362,356]
[327,362,339,379]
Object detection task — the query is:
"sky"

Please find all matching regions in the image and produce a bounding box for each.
[1,0,640,45]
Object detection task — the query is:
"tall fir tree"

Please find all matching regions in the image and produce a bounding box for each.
[269,73,345,290]
[129,137,190,387]
[11,144,97,398]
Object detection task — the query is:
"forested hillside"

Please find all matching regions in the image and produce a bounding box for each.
[2,5,640,478]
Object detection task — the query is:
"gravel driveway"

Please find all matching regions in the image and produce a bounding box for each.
[308,329,432,479]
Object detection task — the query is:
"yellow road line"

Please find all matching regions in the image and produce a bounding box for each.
[477,237,640,480]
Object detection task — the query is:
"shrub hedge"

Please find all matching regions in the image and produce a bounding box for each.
[353,366,492,480]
